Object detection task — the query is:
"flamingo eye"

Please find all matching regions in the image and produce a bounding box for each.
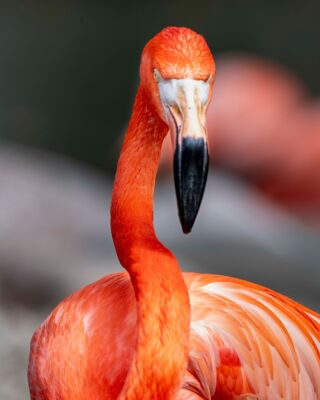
[153,69,163,83]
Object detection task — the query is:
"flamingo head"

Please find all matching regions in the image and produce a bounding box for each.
[141,27,215,233]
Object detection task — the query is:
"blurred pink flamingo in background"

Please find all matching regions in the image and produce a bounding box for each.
[255,102,320,218]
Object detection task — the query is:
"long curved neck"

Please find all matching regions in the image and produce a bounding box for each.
[111,85,190,399]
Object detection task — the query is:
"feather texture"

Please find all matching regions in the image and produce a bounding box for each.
[180,273,320,399]
[29,272,320,400]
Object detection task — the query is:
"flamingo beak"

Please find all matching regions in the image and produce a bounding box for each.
[157,74,210,233]
[170,96,209,234]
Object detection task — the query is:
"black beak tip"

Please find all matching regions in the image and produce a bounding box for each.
[182,222,192,234]
[174,137,209,235]
[179,207,198,234]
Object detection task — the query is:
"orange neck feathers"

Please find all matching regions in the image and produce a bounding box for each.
[111,85,166,265]
[111,85,190,399]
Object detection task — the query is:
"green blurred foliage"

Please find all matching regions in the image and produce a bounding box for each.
[0,0,319,170]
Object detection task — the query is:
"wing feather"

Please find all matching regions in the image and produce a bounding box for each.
[181,273,320,400]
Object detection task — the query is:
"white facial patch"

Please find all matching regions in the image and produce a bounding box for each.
[157,76,210,120]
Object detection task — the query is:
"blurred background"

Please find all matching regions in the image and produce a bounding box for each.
[0,1,319,398]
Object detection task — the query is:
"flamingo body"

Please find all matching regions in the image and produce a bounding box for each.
[257,103,320,211]
[29,272,320,399]
[28,27,320,400]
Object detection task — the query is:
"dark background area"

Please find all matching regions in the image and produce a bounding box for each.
[1,0,319,169]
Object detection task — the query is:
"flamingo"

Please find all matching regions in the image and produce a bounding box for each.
[28,27,320,400]
[204,56,320,219]
[206,54,308,173]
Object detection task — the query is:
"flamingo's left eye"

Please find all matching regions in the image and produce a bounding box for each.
[153,69,163,83]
